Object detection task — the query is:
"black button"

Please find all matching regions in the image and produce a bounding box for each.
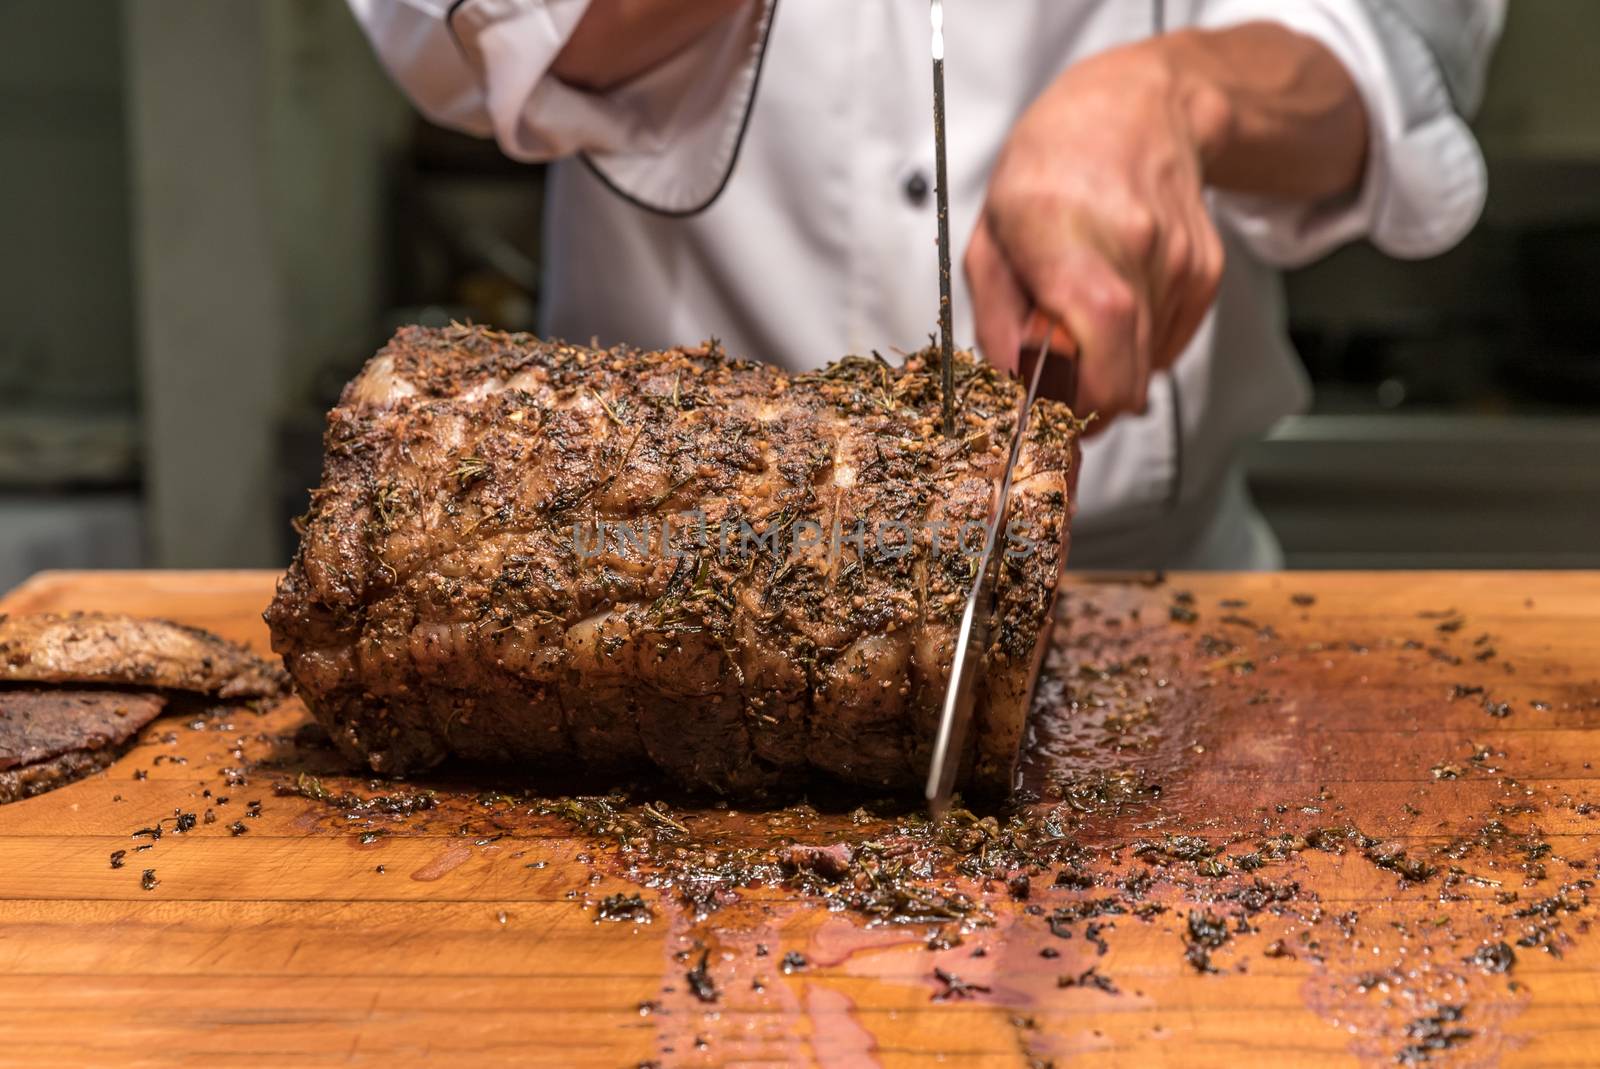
[903,171,930,207]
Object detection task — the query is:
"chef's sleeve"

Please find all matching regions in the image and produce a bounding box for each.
[346,0,778,215]
[1191,0,1506,266]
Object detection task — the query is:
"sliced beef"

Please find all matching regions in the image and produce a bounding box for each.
[267,325,1079,796]
[0,613,288,699]
[0,689,166,803]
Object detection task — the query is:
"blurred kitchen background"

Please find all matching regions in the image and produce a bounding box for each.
[2,1,1598,589]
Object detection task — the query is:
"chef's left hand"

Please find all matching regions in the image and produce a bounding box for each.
[967,26,1369,430]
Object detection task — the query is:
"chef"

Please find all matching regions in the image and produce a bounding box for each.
[348,0,1502,569]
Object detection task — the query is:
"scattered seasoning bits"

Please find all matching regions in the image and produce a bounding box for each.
[375,865,386,874]
[109,850,127,870]
[1085,921,1112,956]
[1363,841,1437,883]
[228,821,249,836]
[174,811,197,834]
[1290,592,1316,607]
[1057,966,1120,995]
[132,770,148,781]
[1184,911,1230,974]
[596,892,653,923]
[1469,941,1516,974]
[140,869,159,891]
[931,966,990,1002]
[274,773,435,816]
[1397,1005,1472,1064]
[685,948,718,1003]
[780,951,808,974]
[203,809,217,825]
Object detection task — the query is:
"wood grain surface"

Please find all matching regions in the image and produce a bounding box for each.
[0,569,1597,1068]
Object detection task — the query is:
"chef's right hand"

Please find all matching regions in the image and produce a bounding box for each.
[965,36,1227,432]
[967,24,1371,433]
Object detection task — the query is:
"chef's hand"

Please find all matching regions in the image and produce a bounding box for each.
[967,24,1369,429]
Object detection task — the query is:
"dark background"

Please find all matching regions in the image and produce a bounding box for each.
[3,0,1597,589]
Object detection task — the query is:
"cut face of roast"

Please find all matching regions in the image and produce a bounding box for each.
[0,688,166,804]
[0,613,288,700]
[0,613,287,803]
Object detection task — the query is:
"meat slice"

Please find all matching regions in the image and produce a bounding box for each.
[267,325,1080,796]
[0,689,166,803]
[0,613,288,700]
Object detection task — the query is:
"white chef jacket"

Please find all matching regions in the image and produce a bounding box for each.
[350,0,1503,569]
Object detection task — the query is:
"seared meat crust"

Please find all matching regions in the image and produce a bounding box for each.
[267,325,1078,795]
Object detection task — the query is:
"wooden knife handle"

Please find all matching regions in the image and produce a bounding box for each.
[1020,309,1080,408]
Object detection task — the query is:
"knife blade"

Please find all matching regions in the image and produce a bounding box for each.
[925,312,1075,817]
[930,0,956,438]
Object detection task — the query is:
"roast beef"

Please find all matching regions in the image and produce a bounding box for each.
[0,613,288,700]
[267,325,1079,796]
[0,689,166,804]
[0,613,287,803]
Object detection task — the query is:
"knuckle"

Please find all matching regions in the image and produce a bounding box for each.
[1084,277,1136,326]
[1165,232,1193,281]
[1118,206,1158,260]
[1206,247,1227,289]
[1199,227,1226,285]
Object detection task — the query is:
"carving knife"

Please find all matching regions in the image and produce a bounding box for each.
[922,1,1079,814]
[931,0,956,438]
[926,311,1077,817]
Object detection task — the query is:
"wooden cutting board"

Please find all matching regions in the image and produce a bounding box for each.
[0,569,1597,1068]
